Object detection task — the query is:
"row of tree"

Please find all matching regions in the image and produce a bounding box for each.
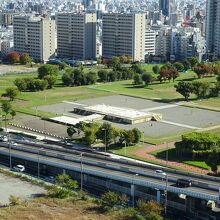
[175,132,220,172]
[67,122,142,147]
[175,75,220,101]
[14,64,59,92]
[5,52,32,64]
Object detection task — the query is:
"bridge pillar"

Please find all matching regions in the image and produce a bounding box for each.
[156,189,161,203]
[63,169,66,175]
[185,196,196,213]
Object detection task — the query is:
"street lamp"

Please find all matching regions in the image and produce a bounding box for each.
[80,152,84,191]
[102,128,107,153]
[132,173,139,207]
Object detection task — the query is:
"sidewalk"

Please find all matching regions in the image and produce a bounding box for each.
[132,143,210,174]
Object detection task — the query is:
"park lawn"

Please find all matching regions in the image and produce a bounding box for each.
[183,161,211,171]
[0,72,112,117]
[150,148,212,170]
[89,70,206,100]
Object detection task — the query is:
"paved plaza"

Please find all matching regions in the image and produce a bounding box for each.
[36,95,220,138]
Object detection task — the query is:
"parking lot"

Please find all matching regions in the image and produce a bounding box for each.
[35,95,220,137]
[0,173,45,205]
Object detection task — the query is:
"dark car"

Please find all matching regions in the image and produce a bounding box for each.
[176,178,192,188]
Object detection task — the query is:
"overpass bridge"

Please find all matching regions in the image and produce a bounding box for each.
[0,140,220,218]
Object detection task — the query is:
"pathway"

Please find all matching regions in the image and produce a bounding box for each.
[132,142,210,174]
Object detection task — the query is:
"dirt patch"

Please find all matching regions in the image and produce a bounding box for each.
[0,198,115,220]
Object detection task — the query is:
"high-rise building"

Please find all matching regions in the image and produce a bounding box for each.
[56,13,97,60]
[13,15,55,62]
[159,0,169,17]
[159,0,176,17]
[102,13,146,62]
[206,0,220,59]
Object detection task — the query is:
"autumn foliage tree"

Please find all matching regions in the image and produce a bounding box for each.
[20,53,32,64]
[193,63,213,78]
[6,52,20,63]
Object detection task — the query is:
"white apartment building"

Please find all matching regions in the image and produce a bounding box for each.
[56,12,97,60]
[206,0,220,59]
[145,27,156,56]
[13,15,55,62]
[102,13,146,62]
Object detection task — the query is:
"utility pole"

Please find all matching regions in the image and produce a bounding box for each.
[80,152,83,191]
[164,142,168,216]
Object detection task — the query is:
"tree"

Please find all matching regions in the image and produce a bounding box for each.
[55,174,78,190]
[142,73,153,86]
[122,130,135,145]
[173,62,184,72]
[20,53,32,65]
[194,63,213,78]
[132,128,142,144]
[10,109,16,119]
[6,52,20,63]
[98,70,108,82]
[38,64,59,79]
[187,57,199,68]
[86,71,98,84]
[67,126,77,137]
[2,87,18,101]
[62,69,74,86]
[108,71,117,82]
[159,68,179,82]
[82,122,100,146]
[99,191,128,211]
[14,78,27,91]
[1,101,13,130]
[131,63,143,74]
[44,75,57,89]
[152,65,160,74]
[112,56,121,71]
[133,74,143,85]
[97,123,114,148]
[174,81,193,101]
[137,200,163,219]
[192,81,210,99]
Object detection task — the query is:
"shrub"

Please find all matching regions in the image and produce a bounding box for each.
[9,195,22,206]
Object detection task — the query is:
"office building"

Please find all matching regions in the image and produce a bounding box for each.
[13,15,55,62]
[206,0,220,59]
[56,12,97,60]
[102,13,145,62]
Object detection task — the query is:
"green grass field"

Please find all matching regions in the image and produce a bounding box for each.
[0,72,112,117]
[89,71,220,110]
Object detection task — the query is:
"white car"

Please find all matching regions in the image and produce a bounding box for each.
[155,170,166,176]
[13,165,25,172]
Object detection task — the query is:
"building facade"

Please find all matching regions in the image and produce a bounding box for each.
[13,15,55,62]
[56,12,97,60]
[206,0,220,59]
[102,13,145,62]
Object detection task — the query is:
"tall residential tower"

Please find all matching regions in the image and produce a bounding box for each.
[206,0,220,59]
[102,13,146,62]
[13,15,55,62]
[56,12,97,60]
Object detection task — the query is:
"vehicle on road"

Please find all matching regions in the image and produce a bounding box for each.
[12,165,25,172]
[155,170,166,176]
[176,178,192,188]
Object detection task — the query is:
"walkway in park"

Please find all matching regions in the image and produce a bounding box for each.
[132,142,210,174]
